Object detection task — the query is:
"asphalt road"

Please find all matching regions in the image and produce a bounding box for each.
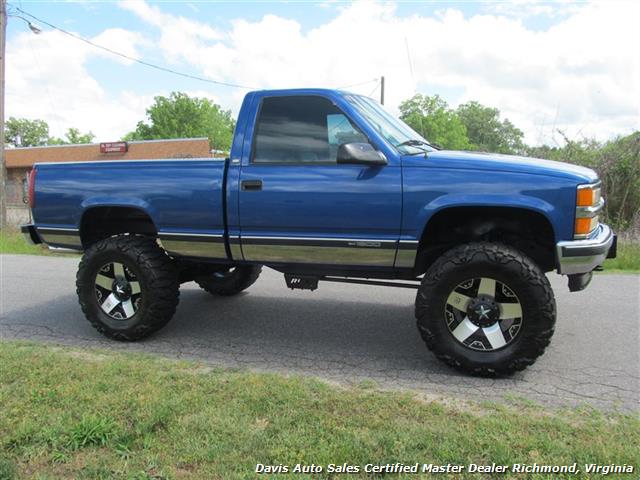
[1,254,638,411]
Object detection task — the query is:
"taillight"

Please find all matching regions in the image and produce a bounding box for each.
[28,168,36,209]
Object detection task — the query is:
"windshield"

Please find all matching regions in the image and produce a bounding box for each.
[344,94,435,155]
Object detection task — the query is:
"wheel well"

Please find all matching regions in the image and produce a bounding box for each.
[415,207,556,274]
[80,206,157,248]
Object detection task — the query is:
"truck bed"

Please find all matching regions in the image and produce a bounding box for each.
[32,158,228,258]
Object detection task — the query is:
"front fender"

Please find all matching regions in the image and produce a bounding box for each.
[419,193,557,238]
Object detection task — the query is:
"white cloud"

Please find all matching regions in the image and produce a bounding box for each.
[120,0,639,144]
[118,0,223,65]
[91,28,150,64]
[6,0,639,145]
[6,28,149,140]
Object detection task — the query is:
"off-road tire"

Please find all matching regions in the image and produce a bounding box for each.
[415,242,556,376]
[77,235,179,341]
[195,265,262,296]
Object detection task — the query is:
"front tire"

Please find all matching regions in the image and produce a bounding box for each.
[195,265,262,296]
[76,235,180,341]
[415,242,556,376]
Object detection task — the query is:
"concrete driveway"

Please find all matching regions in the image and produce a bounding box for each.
[1,254,638,411]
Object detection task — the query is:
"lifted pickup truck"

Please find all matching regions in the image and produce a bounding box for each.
[22,89,616,375]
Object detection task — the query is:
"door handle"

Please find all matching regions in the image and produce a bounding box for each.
[241,179,263,191]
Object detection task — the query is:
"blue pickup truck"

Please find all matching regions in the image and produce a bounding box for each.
[22,89,616,375]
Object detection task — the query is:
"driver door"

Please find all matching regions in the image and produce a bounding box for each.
[238,94,402,267]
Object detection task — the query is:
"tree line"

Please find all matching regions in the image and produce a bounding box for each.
[5,118,95,147]
[5,91,638,232]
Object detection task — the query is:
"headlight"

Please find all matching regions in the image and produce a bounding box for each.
[574,182,603,238]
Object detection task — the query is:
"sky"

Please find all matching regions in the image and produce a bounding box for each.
[5,0,640,146]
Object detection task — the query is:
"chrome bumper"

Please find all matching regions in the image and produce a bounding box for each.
[556,224,616,275]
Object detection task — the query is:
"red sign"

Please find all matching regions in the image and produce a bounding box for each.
[100,142,128,154]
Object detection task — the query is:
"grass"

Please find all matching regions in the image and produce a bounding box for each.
[0,229,50,255]
[602,241,640,272]
[1,228,638,272]
[0,342,638,479]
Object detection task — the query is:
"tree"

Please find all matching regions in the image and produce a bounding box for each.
[4,118,95,146]
[64,127,95,144]
[456,101,525,154]
[124,92,235,152]
[398,94,470,150]
[5,117,49,147]
[529,130,640,231]
[48,128,96,145]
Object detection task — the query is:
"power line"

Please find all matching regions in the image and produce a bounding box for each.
[15,7,260,89]
[14,6,379,92]
[335,78,378,90]
[366,80,380,98]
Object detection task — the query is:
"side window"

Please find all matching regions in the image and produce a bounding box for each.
[327,113,367,161]
[253,96,365,164]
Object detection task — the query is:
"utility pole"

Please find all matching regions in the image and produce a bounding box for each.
[380,75,385,105]
[0,0,7,231]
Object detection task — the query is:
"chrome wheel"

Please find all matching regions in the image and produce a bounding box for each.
[95,262,142,320]
[445,277,523,351]
[213,267,236,279]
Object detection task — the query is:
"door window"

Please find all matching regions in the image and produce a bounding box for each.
[253,96,366,164]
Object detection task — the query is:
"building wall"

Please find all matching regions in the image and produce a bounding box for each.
[6,167,29,206]
[8,206,31,226]
[5,137,211,168]
[4,138,211,227]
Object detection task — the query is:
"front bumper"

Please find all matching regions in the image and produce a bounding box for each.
[556,224,616,275]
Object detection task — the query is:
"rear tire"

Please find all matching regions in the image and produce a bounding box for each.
[195,265,262,296]
[415,242,556,376]
[76,235,179,341]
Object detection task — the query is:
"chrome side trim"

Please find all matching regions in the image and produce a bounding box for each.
[241,244,394,266]
[158,232,227,259]
[556,223,614,275]
[240,236,398,266]
[47,246,82,253]
[159,232,224,239]
[394,240,419,268]
[37,227,83,250]
[241,235,397,245]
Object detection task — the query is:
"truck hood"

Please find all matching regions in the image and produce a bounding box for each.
[421,150,598,183]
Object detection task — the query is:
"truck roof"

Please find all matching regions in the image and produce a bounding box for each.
[247,88,352,96]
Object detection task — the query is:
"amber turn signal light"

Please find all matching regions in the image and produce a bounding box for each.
[575,216,598,236]
[576,187,596,207]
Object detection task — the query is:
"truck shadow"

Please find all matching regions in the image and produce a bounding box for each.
[156,285,470,379]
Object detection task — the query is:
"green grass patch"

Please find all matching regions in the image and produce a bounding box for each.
[0,229,49,255]
[603,241,640,273]
[0,342,638,479]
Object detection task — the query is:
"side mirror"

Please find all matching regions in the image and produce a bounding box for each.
[337,143,387,166]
